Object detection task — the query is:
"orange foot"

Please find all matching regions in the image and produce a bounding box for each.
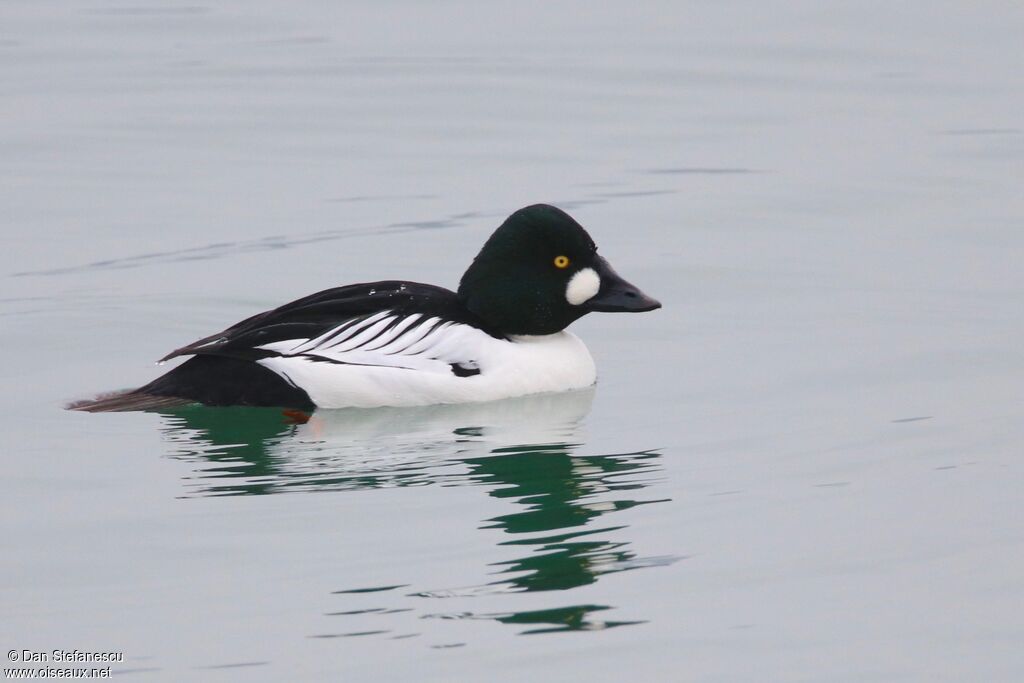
[282,408,312,424]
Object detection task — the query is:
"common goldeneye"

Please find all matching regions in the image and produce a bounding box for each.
[72,204,660,412]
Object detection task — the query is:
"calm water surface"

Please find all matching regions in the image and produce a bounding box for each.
[2,2,1023,681]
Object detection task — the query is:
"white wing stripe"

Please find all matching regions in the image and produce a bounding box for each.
[319,310,393,350]
[382,316,443,355]
[289,318,363,354]
[326,316,399,353]
[294,310,392,354]
[286,312,378,354]
[361,313,423,352]
[398,319,451,357]
[259,314,495,379]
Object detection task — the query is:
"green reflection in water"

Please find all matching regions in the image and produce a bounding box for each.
[462,446,668,594]
[155,391,675,637]
[159,406,297,495]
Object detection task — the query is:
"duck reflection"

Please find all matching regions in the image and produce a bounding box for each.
[155,389,674,635]
[161,390,599,496]
[460,445,667,594]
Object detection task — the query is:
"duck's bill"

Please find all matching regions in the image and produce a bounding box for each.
[585,256,662,313]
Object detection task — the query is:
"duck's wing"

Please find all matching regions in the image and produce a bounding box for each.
[160,281,501,375]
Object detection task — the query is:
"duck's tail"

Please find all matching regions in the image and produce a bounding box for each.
[67,355,316,412]
[66,389,193,412]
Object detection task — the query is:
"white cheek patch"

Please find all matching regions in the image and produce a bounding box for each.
[565,267,601,306]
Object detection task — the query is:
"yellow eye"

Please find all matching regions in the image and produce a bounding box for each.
[553,255,571,269]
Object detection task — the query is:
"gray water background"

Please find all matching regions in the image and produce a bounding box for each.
[2,1,1023,681]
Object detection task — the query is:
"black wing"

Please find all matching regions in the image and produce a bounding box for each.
[159,281,496,362]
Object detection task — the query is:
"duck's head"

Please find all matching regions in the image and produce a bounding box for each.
[458,204,661,336]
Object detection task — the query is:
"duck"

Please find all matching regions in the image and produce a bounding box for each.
[71,204,660,412]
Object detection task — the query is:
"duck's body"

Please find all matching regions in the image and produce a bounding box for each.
[72,205,658,412]
[131,282,596,411]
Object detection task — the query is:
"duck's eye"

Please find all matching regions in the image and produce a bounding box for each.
[553,255,571,269]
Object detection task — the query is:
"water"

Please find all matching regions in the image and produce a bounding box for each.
[2,1,1023,680]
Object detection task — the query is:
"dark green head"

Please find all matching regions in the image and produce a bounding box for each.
[457,204,661,336]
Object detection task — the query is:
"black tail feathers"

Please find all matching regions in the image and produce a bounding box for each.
[68,355,315,412]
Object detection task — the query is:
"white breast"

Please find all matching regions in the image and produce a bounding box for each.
[254,315,596,409]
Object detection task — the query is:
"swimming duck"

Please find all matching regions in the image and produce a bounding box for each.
[73,204,660,412]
